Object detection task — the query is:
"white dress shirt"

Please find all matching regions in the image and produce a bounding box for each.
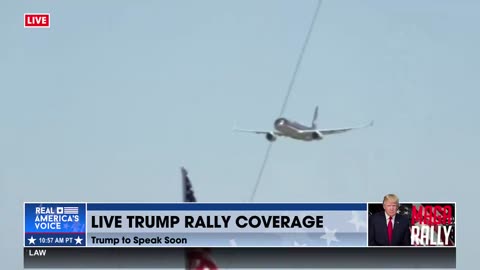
[385,212,395,229]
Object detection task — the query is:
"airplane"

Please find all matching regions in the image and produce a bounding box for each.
[233,106,373,142]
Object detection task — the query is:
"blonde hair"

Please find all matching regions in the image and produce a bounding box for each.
[383,194,399,205]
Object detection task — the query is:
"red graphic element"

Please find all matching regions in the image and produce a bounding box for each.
[24,14,50,28]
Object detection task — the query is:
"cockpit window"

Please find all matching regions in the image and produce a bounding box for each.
[275,118,287,126]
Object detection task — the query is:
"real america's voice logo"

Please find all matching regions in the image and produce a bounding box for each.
[24,13,50,28]
[24,203,87,247]
[33,205,81,229]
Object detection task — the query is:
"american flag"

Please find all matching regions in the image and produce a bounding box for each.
[182,167,219,270]
[183,167,197,203]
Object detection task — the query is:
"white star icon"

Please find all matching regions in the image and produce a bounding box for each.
[321,227,339,246]
[293,241,307,247]
[74,236,83,245]
[229,239,237,247]
[28,236,36,245]
[348,211,367,232]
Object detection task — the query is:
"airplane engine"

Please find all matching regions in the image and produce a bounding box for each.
[311,131,323,140]
[266,132,277,142]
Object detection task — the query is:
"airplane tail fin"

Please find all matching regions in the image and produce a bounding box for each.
[312,106,319,129]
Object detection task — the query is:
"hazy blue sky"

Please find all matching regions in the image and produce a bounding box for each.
[1,0,479,269]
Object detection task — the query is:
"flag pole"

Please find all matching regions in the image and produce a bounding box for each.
[181,167,187,202]
[181,167,189,270]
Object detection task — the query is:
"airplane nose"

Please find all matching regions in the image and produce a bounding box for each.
[274,118,288,127]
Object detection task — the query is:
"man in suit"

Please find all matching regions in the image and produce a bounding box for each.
[369,194,411,246]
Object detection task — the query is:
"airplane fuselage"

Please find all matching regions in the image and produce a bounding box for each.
[274,118,322,141]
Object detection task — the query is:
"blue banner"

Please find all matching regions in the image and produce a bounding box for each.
[24,203,368,247]
[24,203,86,247]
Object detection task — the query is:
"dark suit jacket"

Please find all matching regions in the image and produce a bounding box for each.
[369,212,411,246]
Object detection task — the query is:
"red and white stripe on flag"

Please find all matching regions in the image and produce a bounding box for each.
[187,249,218,270]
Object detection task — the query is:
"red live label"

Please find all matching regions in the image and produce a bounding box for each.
[24,14,50,28]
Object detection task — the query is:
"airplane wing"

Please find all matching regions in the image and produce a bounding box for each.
[317,120,374,135]
[232,123,284,136]
[232,127,283,136]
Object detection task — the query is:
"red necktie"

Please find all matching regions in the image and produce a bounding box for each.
[387,217,393,245]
